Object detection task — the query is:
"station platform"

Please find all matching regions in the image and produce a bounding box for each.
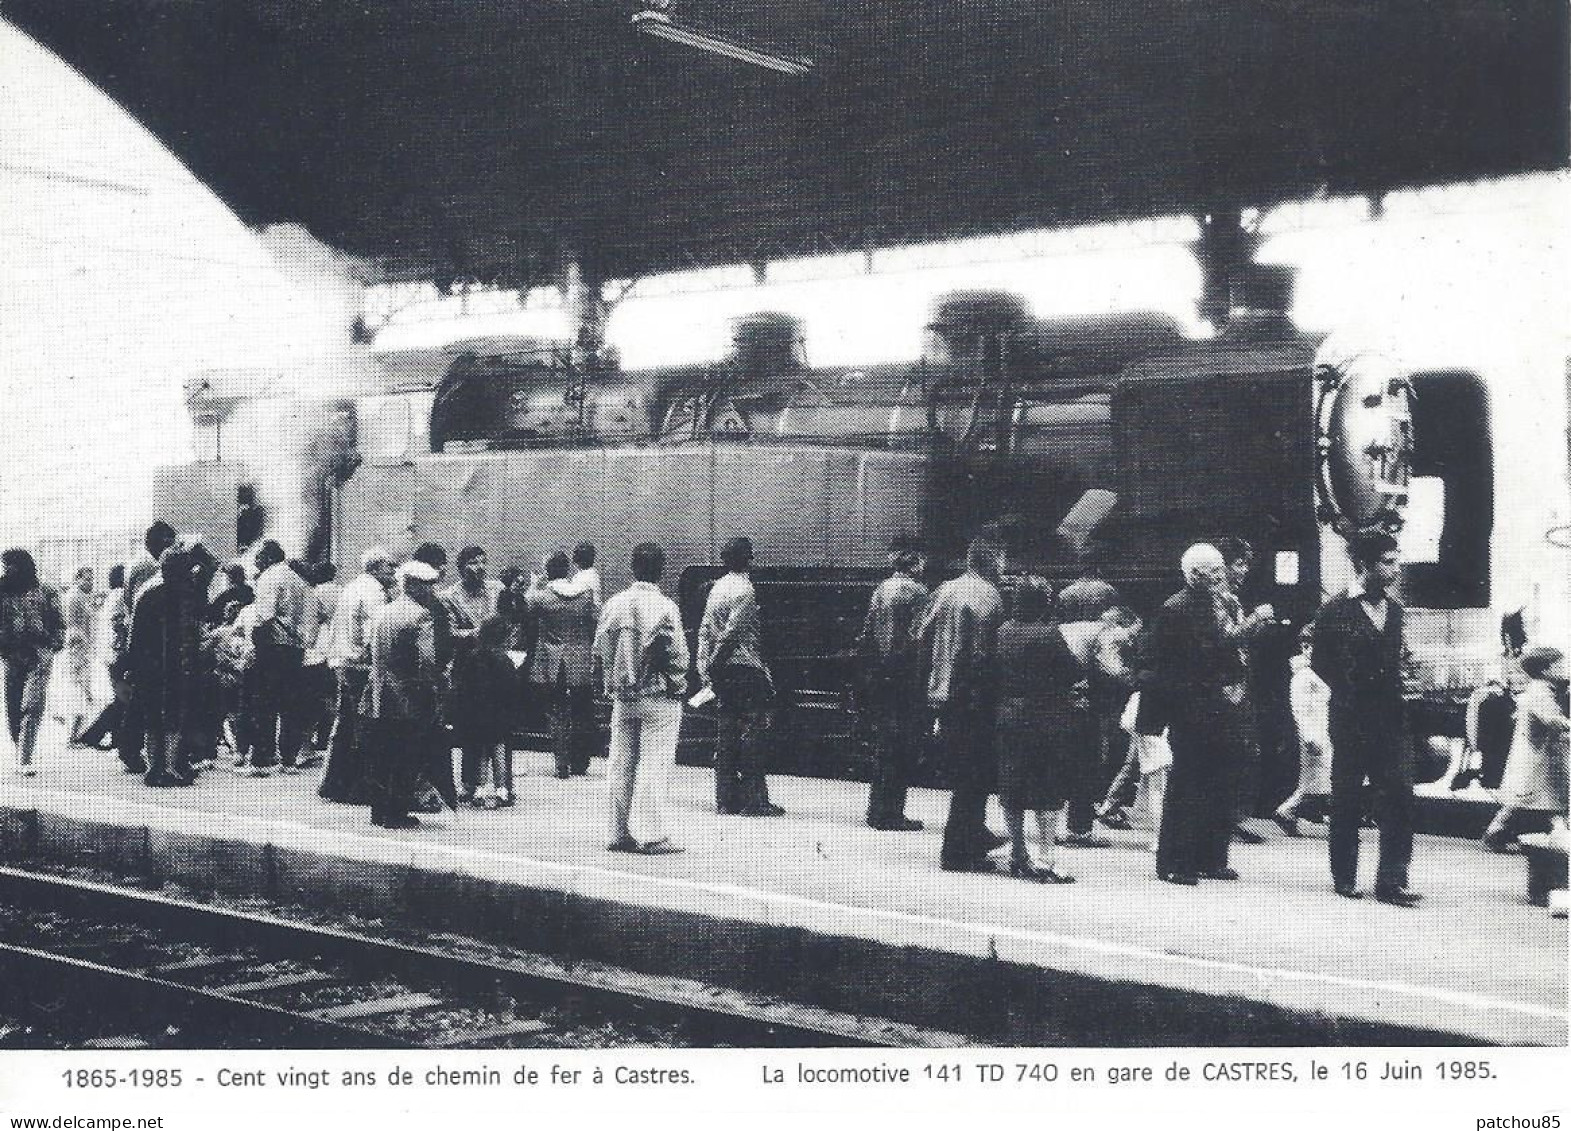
[0,732,1564,1048]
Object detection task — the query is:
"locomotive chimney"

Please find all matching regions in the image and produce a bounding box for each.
[730,312,805,376]
[1222,262,1297,340]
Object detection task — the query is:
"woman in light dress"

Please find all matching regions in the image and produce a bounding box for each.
[1482,645,1569,852]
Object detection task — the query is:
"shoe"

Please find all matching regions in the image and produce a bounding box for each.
[17,766,37,778]
[978,830,1009,853]
[238,766,271,778]
[1271,811,1301,837]
[941,856,998,874]
[1201,867,1240,881]
[1158,871,1199,886]
[555,769,572,780]
[1481,834,1519,855]
[375,815,421,830]
[1009,859,1076,884]
[122,761,149,774]
[495,791,515,808]
[1231,824,1265,844]
[278,765,301,776]
[740,803,785,817]
[1448,768,1479,792]
[638,838,685,855]
[716,804,742,815]
[1374,887,1423,907]
[1096,808,1132,830]
[1334,883,1362,899]
[295,753,324,769]
[607,835,641,853]
[1061,832,1111,849]
[482,792,499,811]
[867,817,924,832]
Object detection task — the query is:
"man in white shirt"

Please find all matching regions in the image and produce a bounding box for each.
[249,541,314,773]
[319,547,394,801]
[597,542,689,854]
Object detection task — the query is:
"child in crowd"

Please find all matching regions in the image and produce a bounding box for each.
[451,615,519,808]
[1274,626,1332,835]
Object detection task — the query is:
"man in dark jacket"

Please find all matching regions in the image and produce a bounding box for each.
[527,551,600,779]
[126,539,218,786]
[364,561,440,829]
[1310,530,1419,906]
[1144,543,1245,886]
[857,546,930,831]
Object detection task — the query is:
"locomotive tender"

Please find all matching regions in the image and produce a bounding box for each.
[157,284,1492,791]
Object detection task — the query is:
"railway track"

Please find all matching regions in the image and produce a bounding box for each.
[0,866,953,1049]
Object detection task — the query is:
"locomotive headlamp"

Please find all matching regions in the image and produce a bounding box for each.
[1314,353,1415,536]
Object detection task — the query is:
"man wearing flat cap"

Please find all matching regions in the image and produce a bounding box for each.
[364,560,440,829]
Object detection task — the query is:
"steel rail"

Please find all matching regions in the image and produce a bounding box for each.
[0,865,923,1048]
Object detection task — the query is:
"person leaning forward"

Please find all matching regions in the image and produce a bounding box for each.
[1311,529,1421,906]
[917,539,1007,872]
[363,561,440,829]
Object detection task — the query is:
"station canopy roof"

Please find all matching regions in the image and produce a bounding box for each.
[10,0,1568,288]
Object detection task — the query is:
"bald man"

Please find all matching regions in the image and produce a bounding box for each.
[1142,543,1248,886]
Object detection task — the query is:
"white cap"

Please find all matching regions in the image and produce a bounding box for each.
[396,561,438,584]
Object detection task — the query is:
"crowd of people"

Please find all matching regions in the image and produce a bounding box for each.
[0,522,1564,906]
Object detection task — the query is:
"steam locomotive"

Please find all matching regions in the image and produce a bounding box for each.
[156,277,1494,800]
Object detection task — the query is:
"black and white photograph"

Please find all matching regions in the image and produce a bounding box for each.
[0,0,1566,1122]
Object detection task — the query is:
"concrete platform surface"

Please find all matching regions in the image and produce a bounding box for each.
[0,735,1564,1047]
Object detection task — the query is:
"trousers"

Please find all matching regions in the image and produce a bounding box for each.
[4,653,54,766]
[251,637,305,768]
[319,667,371,803]
[936,697,997,866]
[607,696,683,844]
[1328,722,1414,893]
[1155,705,1235,878]
[863,679,923,824]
